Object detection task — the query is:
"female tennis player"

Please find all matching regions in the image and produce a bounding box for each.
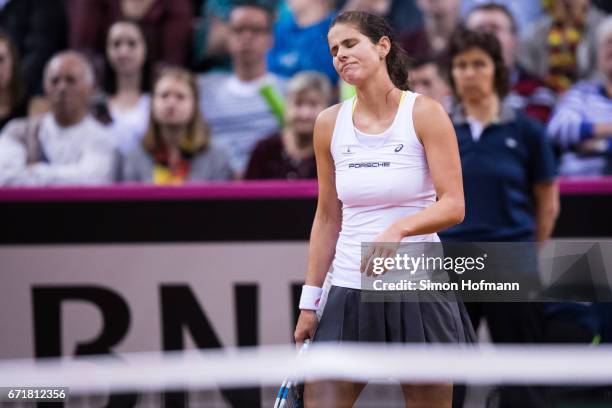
[294,11,474,408]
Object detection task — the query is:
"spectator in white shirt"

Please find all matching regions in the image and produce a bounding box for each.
[101,19,152,156]
[0,51,117,186]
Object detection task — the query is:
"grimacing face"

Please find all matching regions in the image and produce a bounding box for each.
[153,76,195,128]
[106,22,147,76]
[328,23,389,87]
[44,55,94,123]
[451,47,497,102]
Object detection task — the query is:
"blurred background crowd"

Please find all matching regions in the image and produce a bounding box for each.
[1,3,611,406]
[0,0,611,186]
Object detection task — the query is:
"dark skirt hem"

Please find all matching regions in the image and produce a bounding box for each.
[313,285,477,344]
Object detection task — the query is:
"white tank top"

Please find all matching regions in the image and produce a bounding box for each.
[331,91,439,289]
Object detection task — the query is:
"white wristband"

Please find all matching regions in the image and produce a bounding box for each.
[299,285,323,311]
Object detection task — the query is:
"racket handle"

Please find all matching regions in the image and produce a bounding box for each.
[274,380,287,408]
[300,339,311,353]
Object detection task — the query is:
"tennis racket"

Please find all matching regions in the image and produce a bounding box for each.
[273,339,310,408]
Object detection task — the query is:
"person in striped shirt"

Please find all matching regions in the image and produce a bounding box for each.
[197,4,286,178]
[547,15,612,176]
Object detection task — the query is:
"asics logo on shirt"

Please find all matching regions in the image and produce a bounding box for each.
[394,144,404,152]
[348,162,390,168]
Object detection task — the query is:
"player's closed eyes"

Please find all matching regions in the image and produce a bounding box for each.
[330,40,358,57]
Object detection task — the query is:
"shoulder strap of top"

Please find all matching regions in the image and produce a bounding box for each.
[330,97,356,153]
[401,90,419,114]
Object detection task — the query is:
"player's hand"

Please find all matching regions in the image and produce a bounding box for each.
[294,310,318,349]
[360,224,402,276]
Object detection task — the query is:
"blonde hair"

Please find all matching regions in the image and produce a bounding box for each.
[142,67,210,155]
[287,71,333,105]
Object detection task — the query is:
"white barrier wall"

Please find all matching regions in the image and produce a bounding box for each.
[0,242,309,359]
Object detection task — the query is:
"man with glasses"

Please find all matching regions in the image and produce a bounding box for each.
[198,4,286,178]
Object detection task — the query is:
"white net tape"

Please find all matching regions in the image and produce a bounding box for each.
[1,344,612,394]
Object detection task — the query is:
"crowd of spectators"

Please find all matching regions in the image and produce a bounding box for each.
[0,0,611,186]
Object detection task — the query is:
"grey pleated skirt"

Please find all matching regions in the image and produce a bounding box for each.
[313,285,476,344]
